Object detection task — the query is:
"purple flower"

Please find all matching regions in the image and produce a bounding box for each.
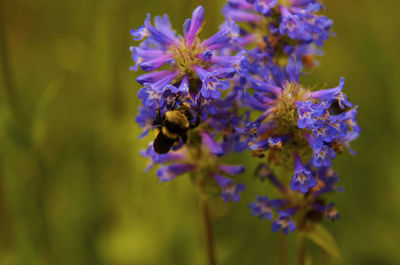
[212,173,246,202]
[195,66,231,99]
[136,70,171,85]
[135,106,156,138]
[314,202,339,220]
[280,5,312,41]
[166,75,190,94]
[249,195,284,220]
[222,6,263,23]
[342,131,359,155]
[336,107,361,133]
[129,46,165,71]
[290,153,317,193]
[268,137,283,151]
[272,210,296,234]
[140,143,186,171]
[218,165,245,175]
[249,136,285,153]
[142,14,177,46]
[130,25,149,41]
[311,166,343,196]
[157,164,196,182]
[201,131,224,156]
[297,100,321,129]
[303,132,336,167]
[308,77,353,109]
[254,0,277,15]
[249,139,269,151]
[324,203,340,220]
[185,6,205,47]
[297,82,360,160]
[313,145,336,167]
[201,21,241,50]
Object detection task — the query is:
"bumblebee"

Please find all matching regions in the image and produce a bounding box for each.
[153,99,200,154]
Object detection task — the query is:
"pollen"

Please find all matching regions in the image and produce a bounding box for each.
[168,37,211,80]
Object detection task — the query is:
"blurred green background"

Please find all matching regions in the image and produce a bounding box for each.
[1,0,399,264]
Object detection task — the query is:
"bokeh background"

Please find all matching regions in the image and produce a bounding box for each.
[1,0,399,264]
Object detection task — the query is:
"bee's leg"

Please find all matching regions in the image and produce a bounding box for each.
[152,101,162,126]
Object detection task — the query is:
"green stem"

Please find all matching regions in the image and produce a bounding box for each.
[200,196,216,265]
[297,235,306,265]
[277,232,288,265]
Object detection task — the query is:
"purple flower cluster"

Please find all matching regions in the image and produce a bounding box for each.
[141,139,246,202]
[131,6,242,107]
[245,71,358,233]
[250,163,344,233]
[223,0,332,78]
[224,1,360,233]
[130,1,359,232]
[224,0,332,46]
[131,5,248,203]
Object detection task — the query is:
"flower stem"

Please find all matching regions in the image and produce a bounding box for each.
[277,232,288,265]
[297,234,306,265]
[201,196,216,265]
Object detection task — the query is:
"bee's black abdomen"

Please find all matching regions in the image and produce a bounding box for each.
[153,131,176,154]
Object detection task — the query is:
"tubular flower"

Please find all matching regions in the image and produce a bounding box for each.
[244,60,358,233]
[223,0,333,73]
[290,152,317,193]
[140,135,246,203]
[272,210,297,234]
[249,195,285,220]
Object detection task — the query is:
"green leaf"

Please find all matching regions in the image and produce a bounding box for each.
[305,225,342,261]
